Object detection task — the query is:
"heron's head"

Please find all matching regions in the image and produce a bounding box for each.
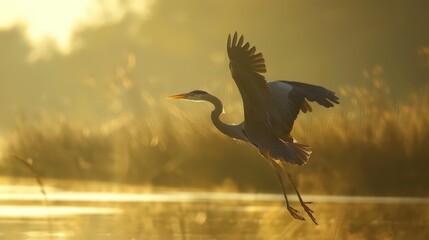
[168,90,210,102]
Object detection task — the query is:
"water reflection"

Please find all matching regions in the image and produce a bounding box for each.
[1,184,428,204]
[0,184,428,239]
[0,205,122,218]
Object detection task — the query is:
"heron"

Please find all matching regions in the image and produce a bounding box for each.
[169,32,339,224]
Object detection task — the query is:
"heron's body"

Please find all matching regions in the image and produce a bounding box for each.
[169,33,339,224]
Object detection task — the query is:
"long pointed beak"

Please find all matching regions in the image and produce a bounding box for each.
[167,93,186,99]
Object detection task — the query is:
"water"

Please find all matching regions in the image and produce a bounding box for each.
[0,184,428,239]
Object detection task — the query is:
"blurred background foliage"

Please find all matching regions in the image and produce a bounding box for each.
[0,0,428,196]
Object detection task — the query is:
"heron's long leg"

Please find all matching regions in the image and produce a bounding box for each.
[260,151,304,221]
[279,164,318,225]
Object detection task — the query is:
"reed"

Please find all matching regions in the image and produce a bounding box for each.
[2,69,428,196]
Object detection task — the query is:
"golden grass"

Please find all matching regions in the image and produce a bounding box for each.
[1,68,428,196]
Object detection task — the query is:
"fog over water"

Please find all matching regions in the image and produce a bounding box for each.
[0,0,428,191]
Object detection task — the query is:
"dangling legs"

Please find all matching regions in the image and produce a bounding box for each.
[278,163,318,225]
[260,150,305,221]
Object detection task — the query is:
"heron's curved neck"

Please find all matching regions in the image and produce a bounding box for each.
[205,95,242,140]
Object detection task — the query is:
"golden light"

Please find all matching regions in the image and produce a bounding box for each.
[0,0,153,60]
[0,205,122,218]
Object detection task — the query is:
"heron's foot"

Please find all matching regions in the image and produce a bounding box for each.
[286,205,305,221]
[300,201,318,225]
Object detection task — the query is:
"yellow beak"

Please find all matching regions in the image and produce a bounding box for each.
[167,93,186,99]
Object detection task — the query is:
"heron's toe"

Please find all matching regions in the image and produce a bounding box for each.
[301,203,317,224]
[287,206,305,221]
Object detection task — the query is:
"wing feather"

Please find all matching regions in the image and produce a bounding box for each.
[237,35,244,47]
[282,81,340,107]
[251,58,265,64]
[247,46,256,56]
[268,80,339,136]
[242,42,250,51]
[227,32,275,135]
[227,32,268,78]
[227,32,270,118]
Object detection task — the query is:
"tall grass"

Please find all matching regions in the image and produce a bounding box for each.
[292,66,429,196]
[1,66,428,196]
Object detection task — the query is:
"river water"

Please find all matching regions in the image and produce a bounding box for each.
[0,184,428,239]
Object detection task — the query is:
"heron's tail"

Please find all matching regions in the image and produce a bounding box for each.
[270,142,312,166]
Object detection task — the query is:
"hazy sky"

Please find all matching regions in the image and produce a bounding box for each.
[0,0,153,56]
[1,0,428,130]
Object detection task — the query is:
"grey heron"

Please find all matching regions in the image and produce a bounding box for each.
[169,32,339,224]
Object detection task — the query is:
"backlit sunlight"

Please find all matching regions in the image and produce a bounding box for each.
[0,0,153,59]
[1,0,428,238]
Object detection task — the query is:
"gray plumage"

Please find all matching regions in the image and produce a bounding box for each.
[169,32,339,224]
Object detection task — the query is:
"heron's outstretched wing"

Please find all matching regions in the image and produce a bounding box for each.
[227,32,272,128]
[268,80,340,137]
[283,80,340,108]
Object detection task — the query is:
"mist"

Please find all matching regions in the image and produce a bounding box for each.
[0,0,428,196]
